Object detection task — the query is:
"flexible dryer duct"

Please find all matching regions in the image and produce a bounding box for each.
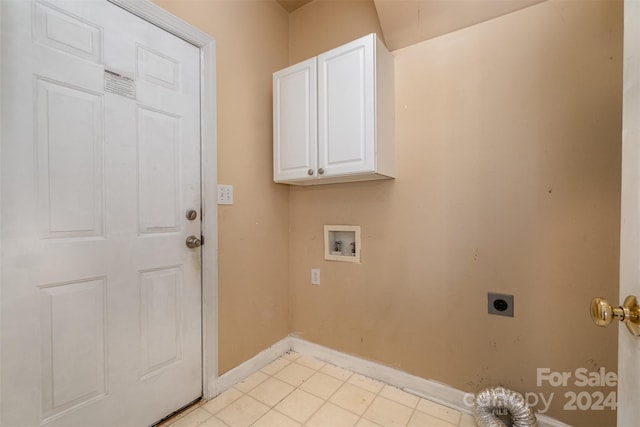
[474,387,538,427]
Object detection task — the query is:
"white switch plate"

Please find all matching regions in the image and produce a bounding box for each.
[217,184,233,205]
[311,268,320,285]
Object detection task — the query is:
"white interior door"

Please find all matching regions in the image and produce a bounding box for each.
[618,0,640,425]
[0,1,203,426]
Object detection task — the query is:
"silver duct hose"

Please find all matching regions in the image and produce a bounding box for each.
[474,387,538,427]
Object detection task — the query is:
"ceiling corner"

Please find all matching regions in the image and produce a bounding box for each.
[373,0,546,51]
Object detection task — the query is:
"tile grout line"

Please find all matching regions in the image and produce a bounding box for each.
[292,356,338,426]
[356,376,385,427]
[249,354,326,427]
[305,360,382,426]
[183,352,468,427]
[170,354,315,426]
[300,361,350,426]
[279,354,384,427]
[361,375,404,427]
[386,385,422,427]
[298,356,422,427]
[249,363,294,426]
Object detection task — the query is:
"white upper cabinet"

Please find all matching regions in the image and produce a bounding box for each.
[273,33,394,185]
[273,57,317,183]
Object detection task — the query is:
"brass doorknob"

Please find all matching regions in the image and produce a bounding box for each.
[591,295,640,336]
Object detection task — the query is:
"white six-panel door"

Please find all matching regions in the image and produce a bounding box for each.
[0,1,202,425]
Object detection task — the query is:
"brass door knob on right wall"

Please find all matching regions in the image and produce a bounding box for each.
[591,295,640,336]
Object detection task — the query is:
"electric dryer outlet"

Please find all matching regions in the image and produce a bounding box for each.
[488,292,514,317]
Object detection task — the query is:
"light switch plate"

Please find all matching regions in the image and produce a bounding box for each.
[217,184,233,205]
[311,269,320,285]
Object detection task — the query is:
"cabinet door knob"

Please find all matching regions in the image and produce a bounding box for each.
[318,168,325,175]
[307,168,314,176]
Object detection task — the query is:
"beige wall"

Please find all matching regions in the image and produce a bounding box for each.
[151,0,621,424]
[289,0,385,63]
[152,0,291,374]
[288,1,622,425]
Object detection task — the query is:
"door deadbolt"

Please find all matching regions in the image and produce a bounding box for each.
[186,235,202,248]
[591,295,640,336]
[185,209,198,221]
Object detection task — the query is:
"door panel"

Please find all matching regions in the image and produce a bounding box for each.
[33,1,103,64]
[1,1,202,426]
[36,78,105,238]
[139,267,183,379]
[39,278,108,421]
[273,58,317,182]
[317,36,375,176]
[137,106,181,234]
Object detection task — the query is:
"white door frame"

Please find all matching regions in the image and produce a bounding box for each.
[618,0,639,425]
[105,0,219,400]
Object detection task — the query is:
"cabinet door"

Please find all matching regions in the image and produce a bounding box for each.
[273,58,317,182]
[318,34,375,177]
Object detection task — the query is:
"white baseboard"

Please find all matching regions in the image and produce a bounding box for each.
[210,334,571,427]
[288,336,468,413]
[212,336,291,395]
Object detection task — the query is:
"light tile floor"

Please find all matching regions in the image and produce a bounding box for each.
[160,352,479,427]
